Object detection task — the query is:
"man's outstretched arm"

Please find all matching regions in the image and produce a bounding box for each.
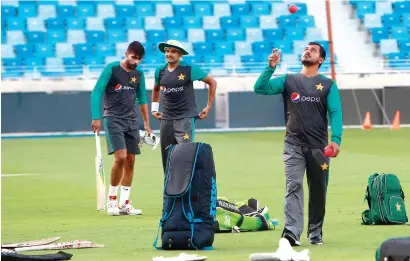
[254,66,286,95]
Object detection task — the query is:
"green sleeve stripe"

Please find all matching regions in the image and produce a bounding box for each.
[254,66,286,95]
[90,63,114,120]
[191,65,208,81]
[136,70,148,105]
[327,82,343,145]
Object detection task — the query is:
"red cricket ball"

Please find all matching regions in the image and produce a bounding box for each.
[288,4,298,13]
[324,147,334,157]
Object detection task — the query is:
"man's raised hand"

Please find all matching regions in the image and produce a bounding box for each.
[268,48,281,68]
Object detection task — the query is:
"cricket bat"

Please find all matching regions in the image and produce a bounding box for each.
[1,236,61,249]
[95,133,106,211]
[7,240,104,253]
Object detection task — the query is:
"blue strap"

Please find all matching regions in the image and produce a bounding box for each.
[153,220,164,250]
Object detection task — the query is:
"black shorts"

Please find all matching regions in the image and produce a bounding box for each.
[103,116,141,155]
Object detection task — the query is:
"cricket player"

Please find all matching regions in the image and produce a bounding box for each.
[253,42,343,246]
[90,41,151,216]
[151,40,217,172]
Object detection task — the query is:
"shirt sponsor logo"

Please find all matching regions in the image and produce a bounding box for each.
[161,86,184,94]
[114,84,134,92]
[291,92,320,103]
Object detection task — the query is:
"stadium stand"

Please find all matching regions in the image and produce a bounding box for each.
[348,0,410,70]
[1,0,339,79]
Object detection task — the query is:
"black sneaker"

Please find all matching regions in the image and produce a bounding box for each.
[283,233,301,246]
[309,235,323,245]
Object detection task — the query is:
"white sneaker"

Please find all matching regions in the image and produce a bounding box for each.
[119,200,142,216]
[107,196,119,216]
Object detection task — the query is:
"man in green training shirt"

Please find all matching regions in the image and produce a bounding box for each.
[90,41,151,216]
[151,40,217,172]
[254,42,343,246]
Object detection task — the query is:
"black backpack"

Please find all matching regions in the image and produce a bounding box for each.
[153,142,217,250]
[376,237,410,261]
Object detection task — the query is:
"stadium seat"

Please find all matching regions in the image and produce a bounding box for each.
[356,2,375,19]
[364,14,382,29]
[391,26,409,40]
[1,0,347,78]
[380,39,399,54]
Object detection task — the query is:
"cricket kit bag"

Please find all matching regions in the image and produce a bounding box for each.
[375,237,410,261]
[214,197,275,233]
[153,142,217,250]
[362,173,408,225]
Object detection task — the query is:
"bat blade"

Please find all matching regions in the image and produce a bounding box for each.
[95,133,106,211]
[1,236,61,249]
[14,240,104,252]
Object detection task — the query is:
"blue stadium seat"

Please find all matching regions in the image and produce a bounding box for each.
[56,5,75,17]
[184,55,203,64]
[128,29,146,43]
[167,28,187,41]
[107,29,126,43]
[95,43,115,56]
[205,30,225,41]
[27,31,46,43]
[220,16,240,29]
[250,3,270,16]
[2,6,17,18]
[193,42,213,55]
[246,28,263,42]
[55,43,74,57]
[86,17,105,31]
[115,5,135,17]
[259,15,278,29]
[163,17,183,28]
[6,18,26,31]
[226,28,245,41]
[155,3,173,17]
[292,3,308,15]
[214,41,234,55]
[174,4,193,17]
[67,30,86,44]
[146,30,166,42]
[213,3,231,17]
[86,30,105,43]
[144,55,165,65]
[240,16,259,28]
[184,17,202,28]
[24,57,45,70]
[66,18,86,30]
[277,15,297,27]
[252,41,272,54]
[2,44,15,58]
[381,13,401,28]
[76,3,96,17]
[15,44,34,57]
[135,3,155,16]
[375,2,392,16]
[188,29,205,42]
[74,43,94,57]
[241,54,262,63]
[192,2,212,16]
[391,26,409,40]
[125,17,143,29]
[38,4,56,18]
[144,17,163,30]
[271,3,289,17]
[35,44,55,58]
[356,2,375,19]
[371,27,389,43]
[273,40,293,54]
[392,1,410,14]
[105,18,124,30]
[27,17,46,31]
[203,55,223,64]
[285,27,305,41]
[231,4,250,16]
[398,40,410,53]
[235,41,252,55]
[46,18,64,30]
[48,30,66,43]
[364,14,382,29]
[386,52,406,68]
[263,28,283,41]
[298,15,315,28]
[380,39,399,54]
[403,14,410,27]
[96,4,115,18]
[6,31,25,44]
[18,2,37,18]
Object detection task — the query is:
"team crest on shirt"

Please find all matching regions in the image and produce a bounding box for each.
[291,92,301,103]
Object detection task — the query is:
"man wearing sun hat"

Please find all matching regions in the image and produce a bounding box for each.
[151,40,217,173]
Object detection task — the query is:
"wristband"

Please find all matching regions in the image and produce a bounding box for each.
[151,102,159,112]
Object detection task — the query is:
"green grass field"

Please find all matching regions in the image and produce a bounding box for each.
[2,128,410,261]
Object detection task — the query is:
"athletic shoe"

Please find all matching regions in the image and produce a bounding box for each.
[107,196,119,216]
[283,233,301,247]
[309,235,323,245]
[119,200,142,216]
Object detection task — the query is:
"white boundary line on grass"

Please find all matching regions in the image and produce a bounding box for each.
[1,174,38,178]
[1,124,410,139]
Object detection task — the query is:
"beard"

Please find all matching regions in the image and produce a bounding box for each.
[301,57,320,66]
[128,62,137,70]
